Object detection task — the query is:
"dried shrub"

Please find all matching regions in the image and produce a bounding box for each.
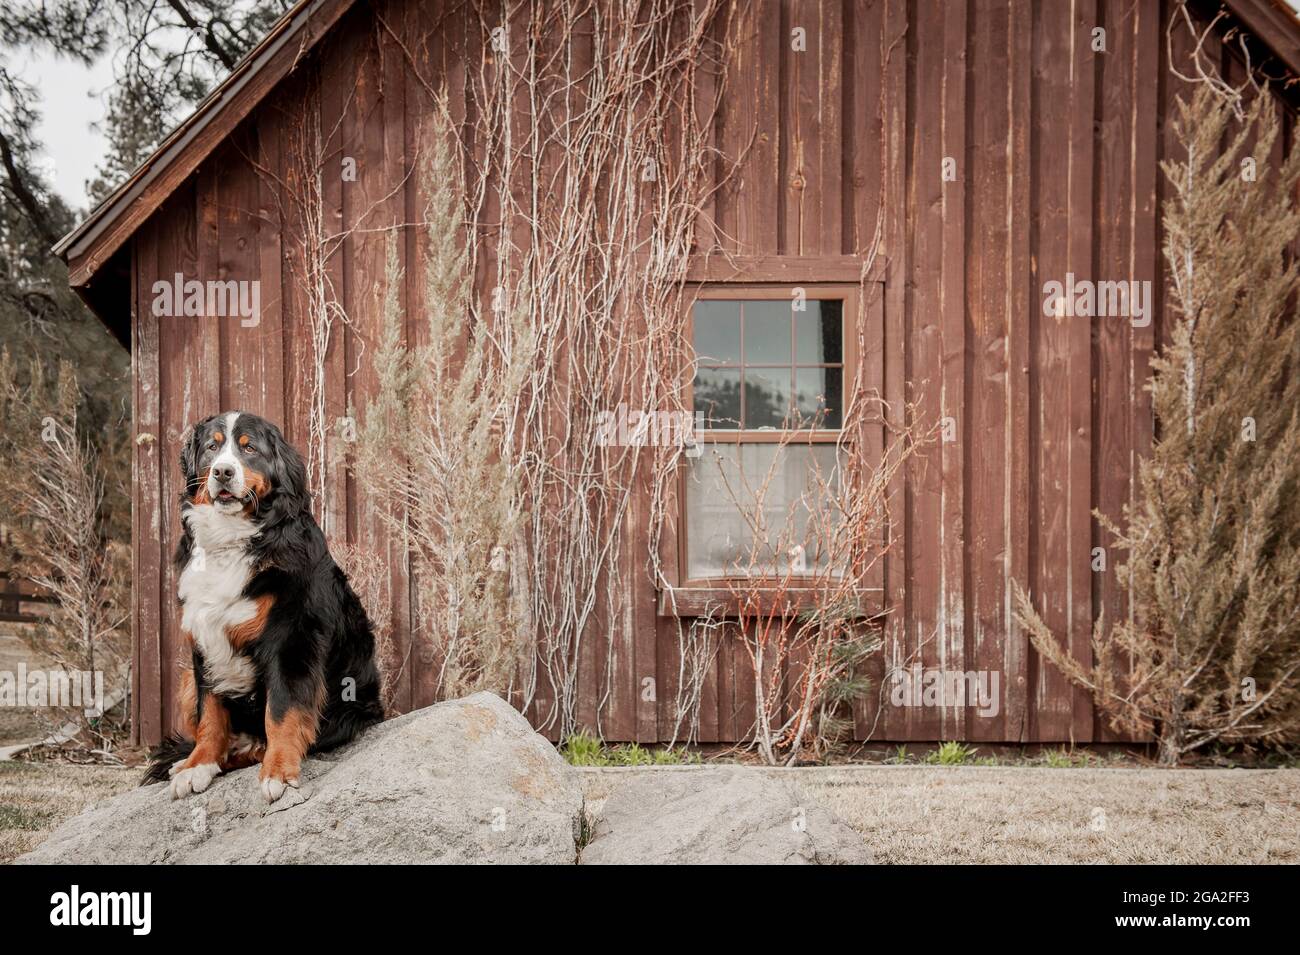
[350,104,534,700]
[1014,86,1300,764]
[0,351,129,752]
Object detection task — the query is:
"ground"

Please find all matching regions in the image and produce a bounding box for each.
[0,761,136,863]
[0,626,47,747]
[574,765,1298,863]
[787,766,1300,864]
[5,756,1297,865]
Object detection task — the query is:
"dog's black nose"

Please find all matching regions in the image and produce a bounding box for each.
[212,464,236,483]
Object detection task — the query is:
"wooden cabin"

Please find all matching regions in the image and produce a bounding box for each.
[58,0,1300,747]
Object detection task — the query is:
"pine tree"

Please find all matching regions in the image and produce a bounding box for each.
[1015,85,1300,764]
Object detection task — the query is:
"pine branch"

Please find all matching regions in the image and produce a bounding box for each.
[163,0,238,71]
[0,126,58,247]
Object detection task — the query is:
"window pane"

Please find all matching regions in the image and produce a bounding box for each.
[743,301,792,364]
[693,367,742,429]
[795,300,843,364]
[693,300,741,365]
[685,443,842,578]
[793,367,843,429]
[744,368,791,429]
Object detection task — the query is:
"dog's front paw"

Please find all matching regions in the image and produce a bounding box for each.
[169,762,221,799]
[259,772,300,804]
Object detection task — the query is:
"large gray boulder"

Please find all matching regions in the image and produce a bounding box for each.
[20,692,582,864]
[578,766,873,865]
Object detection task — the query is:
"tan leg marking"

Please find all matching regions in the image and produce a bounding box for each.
[170,693,230,799]
[259,706,318,803]
[177,663,198,738]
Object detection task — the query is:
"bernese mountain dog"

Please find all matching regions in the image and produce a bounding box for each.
[143,411,383,803]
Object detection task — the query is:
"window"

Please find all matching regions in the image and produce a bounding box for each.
[684,287,854,582]
[691,298,844,430]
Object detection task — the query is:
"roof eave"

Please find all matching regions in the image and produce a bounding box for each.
[1224,0,1300,80]
[53,0,356,285]
[52,0,1300,298]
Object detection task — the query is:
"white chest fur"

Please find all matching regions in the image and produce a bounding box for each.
[178,505,260,696]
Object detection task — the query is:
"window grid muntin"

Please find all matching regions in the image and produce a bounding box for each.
[693,297,845,433]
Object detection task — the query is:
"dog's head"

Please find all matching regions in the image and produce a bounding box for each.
[180,412,307,520]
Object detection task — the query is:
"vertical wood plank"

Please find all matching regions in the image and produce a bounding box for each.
[1029,0,1088,741]
[133,225,163,746]
[784,0,842,254]
[731,623,755,745]
[632,468,658,743]
[317,21,352,549]
[849,0,887,740]
[274,70,313,463]
[344,2,412,721]
[694,0,723,256]
[157,174,212,736]
[880,0,910,740]
[1063,0,1099,744]
[254,117,286,428]
[817,0,843,254]
[215,130,263,414]
[939,0,967,740]
[855,284,887,739]
[904,0,944,741]
[725,0,782,254]
[378,0,413,717]
[1004,0,1033,743]
[711,616,733,742]
[966,0,1011,743]
[1093,0,1135,743]
[400,0,447,713]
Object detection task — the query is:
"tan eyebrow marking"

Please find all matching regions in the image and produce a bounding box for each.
[238,435,250,447]
[213,431,224,443]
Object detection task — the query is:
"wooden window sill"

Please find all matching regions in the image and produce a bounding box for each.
[657,586,884,620]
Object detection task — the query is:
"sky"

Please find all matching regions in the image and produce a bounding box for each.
[21,45,115,215]
[21,0,1300,214]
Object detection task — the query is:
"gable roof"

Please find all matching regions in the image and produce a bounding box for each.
[53,0,356,289]
[1231,0,1300,79]
[54,0,1300,309]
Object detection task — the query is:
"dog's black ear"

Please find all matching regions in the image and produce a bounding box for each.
[266,422,308,512]
[179,418,212,498]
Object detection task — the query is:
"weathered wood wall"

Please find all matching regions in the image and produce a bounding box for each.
[129,0,1297,744]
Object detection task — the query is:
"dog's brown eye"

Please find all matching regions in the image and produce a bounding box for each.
[242,444,257,455]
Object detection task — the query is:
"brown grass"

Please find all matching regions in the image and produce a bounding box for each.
[0,624,54,746]
[577,764,1299,864]
[0,761,136,864]
[794,766,1300,864]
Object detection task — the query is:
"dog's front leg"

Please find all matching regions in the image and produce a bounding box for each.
[170,687,231,799]
[259,660,321,804]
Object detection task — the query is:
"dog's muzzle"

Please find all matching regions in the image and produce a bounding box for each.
[207,461,247,507]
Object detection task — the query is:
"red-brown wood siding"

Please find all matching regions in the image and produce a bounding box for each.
[128,0,1297,744]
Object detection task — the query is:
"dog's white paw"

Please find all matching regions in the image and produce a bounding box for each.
[167,758,187,779]
[169,762,221,800]
[259,774,300,804]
